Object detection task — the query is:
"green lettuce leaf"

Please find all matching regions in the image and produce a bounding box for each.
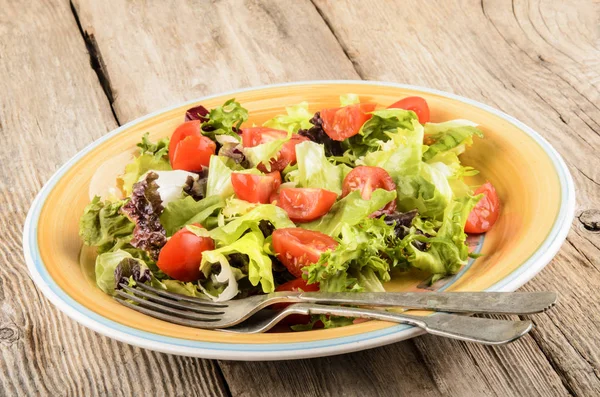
[160,195,225,236]
[205,155,242,198]
[286,141,351,195]
[119,154,172,196]
[262,101,313,133]
[244,134,291,172]
[345,108,418,158]
[79,196,134,252]
[301,189,397,236]
[200,231,274,300]
[201,99,248,142]
[137,132,170,159]
[401,196,480,275]
[305,217,400,292]
[209,203,294,245]
[161,280,202,297]
[423,120,483,161]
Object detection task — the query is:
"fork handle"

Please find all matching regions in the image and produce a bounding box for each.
[274,291,557,315]
[297,304,533,345]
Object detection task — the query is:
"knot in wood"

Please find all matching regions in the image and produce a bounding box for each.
[579,209,600,232]
[0,325,19,344]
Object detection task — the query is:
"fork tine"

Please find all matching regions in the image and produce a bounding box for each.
[119,284,225,314]
[135,282,228,307]
[115,297,221,328]
[114,290,222,321]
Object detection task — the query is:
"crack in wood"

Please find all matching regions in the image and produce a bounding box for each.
[69,1,119,125]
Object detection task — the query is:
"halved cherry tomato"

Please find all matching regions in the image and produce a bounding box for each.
[276,278,319,292]
[272,228,338,277]
[388,96,430,124]
[171,135,216,172]
[169,121,202,163]
[241,127,308,172]
[465,182,500,234]
[320,103,376,141]
[275,188,337,222]
[342,166,397,215]
[157,224,214,282]
[231,172,281,204]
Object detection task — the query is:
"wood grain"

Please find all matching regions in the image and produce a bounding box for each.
[71,0,359,123]
[0,1,228,396]
[3,0,599,396]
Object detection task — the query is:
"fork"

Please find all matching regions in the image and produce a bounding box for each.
[224,303,533,344]
[114,282,555,330]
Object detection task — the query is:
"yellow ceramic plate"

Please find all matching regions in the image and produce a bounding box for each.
[24,81,575,360]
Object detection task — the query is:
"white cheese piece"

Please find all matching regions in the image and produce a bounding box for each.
[141,170,199,206]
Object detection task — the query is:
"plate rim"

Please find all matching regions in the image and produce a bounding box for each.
[23,80,576,361]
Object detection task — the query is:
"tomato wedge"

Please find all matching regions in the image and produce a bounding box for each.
[388,96,430,124]
[231,172,281,204]
[169,121,201,163]
[465,182,500,234]
[156,224,214,282]
[171,135,216,172]
[320,103,376,141]
[241,127,308,171]
[275,188,337,222]
[342,166,397,215]
[272,228,338,277]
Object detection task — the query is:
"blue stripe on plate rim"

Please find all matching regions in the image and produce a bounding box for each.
[22,80,576,360]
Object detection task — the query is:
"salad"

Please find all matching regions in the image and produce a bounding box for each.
[79,94,500,329]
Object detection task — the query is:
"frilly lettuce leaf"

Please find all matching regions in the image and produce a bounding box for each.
[201,99,248,142]
[305,217,399,292]
[345,108,418,158]
[137,132,169,159]
[79,196,134,252]
[263,102,313,133]
[400,196,480,275]
[301,189,397,236]
[286,141,351,195]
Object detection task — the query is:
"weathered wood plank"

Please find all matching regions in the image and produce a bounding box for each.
[312,0,600,395]
[71,0,359,123]
[0,1,228,396]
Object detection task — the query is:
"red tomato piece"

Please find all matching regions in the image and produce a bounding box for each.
[388,96,430,124]
[171,135,216,172]
[272,228,338,277]
[156,224,214,282]
[169,121,202,164]
[276,188,337,222]
[342,166,397,215]
[231,172,282,204]
[320,103,376,141]
[241,127,308,172]
[465,182,500,234]
[275,278,319,292]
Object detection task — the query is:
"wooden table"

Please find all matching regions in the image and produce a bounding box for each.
[2,0,599,395]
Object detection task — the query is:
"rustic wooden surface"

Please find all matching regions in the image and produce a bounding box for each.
[1,0,598,395]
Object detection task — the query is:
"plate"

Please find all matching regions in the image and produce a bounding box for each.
[23,81,575,360]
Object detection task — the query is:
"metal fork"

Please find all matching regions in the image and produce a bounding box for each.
[114,282,555,330]
[224,303,533,345]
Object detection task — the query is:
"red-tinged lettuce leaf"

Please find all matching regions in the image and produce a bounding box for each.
[121,172,167,259]
[185,105,210,122]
